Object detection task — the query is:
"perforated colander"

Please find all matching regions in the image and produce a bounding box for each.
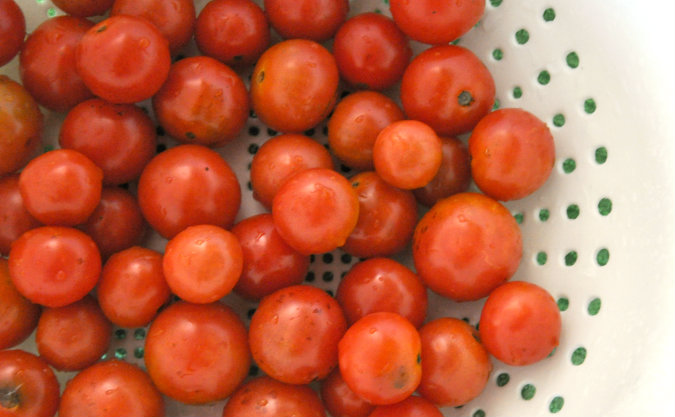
[4,0,675,416]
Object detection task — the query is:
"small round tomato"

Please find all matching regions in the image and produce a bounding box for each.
[97,246,171,328]
[76,15,171,104]
[418,318,492,407]
[264,0,348,42]
[272,168,359,255]
[338,312,422,405]
[195,0,270,66]
[413,136,471,207]
[144,301,250,404]
[52,0,115,17]
[250,133,334,209]
[152,56,249,147]
[19,15,94,113]
[0,259,40,350]
[400,45,495,137]
[479,281,562,366]
[36,295,112,372]
[19,149,103,226]
[8,226,101,307]
[137,144,241,239]
[249,284,347,385]
[0,350,60,417]
[320,368,375,417]
[0,0,25,67]
[367,395,443,417]
[412,192,522,302]
[58,360,165,417]
[327,91,404,171]
[333,12,412,90]
[469,108,556,201]
[0,175,41,256]
[251,39,339,133]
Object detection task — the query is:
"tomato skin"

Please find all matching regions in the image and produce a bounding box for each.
[0,259,40,350]
[367,395,443,417]
[264,0,349,42]
[52,0,115,17]
[0,350,60,417]
[320,368,375,417]
[0,0,25,67]
[479,281,562,366]
[413,136,471,207]
[0,175,41,256]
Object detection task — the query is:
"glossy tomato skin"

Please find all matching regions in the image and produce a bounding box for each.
[413,136,472,207]
[320,368,375,417]
[469,108,556,201]
[153,56,249,147]
[249,284,347,385]
[0,0,25,67]
[0,175,41,256]
[137,144,241,239]
[264,0,348,42]
[52,0,114,17]
[19,16,94,112]
[367,395,444,417]
[479,281,562,366]
[0,350,60,417]
[0,259,40,350]
[144,301,251,404]
[413,192,522,301]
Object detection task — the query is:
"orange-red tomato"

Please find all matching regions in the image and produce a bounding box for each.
[52,0,114,17]
[413,136,472,207]
[264,0,349,42]
[0,0,25,67]
[0,259,40,350]
[0,350,60,417]
[0,174,41,256]
[320,368,375,417]
[367,395,444,417]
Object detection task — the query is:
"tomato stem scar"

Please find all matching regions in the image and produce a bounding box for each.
[0,386,21,409]
[458,90,474,106]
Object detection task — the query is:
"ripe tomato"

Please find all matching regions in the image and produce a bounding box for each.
[251,39,339,133]
[152,56,249,147]
[367,395,443,417]
[76,15,171,104]
[52,0,115,17]
[272,167,359,255]
[58,360,165,417]
[338,312,422,405]
[0,350,60,417]
[8,226,101,307]
[0,175,40,256]
[413,136,472,207]
[0,0,25,67]
[321,368,375,417]
[400,44,495,136]
[249,284,347,385]
[469,108,556,201]
[0,259,40,350]
[413,192,522,302]
[333,12,412,90]
[264,0,349,42]
[479,281,562,366]
[144,301,250,404]
[137,144,241,239]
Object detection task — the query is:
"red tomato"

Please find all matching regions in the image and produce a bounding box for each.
[0,175,41,256]
[58,360,165,417]
[144,301,250,404]
[97,246,171,328]
[264,0,349,42]
[222,376,327,417]
[413,136,472,207]
[469,108,556,201]
[152,56,249,147]
[19,149,103,226]
[338,312,422,405]
[137,144,241,239]
[367,395,443,417]
[412,192,522,302]
[321,368,375,417]
[400,45,495,137]
[479,281,562,366]
[75,15,171,104]
[36,295,112,372]
[249,284,347,385]
[195,0,270,66]
[0,350,60,417]
[0,0,25,67]
[418,318,492,406]
[333,12,412,90]
[251,39,339,133]
[250,133,334,209]
[272,168,359,255]
[230,213,310,300]
[0,259,40,350]
[52,0,115,17]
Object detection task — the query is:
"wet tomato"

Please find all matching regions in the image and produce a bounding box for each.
[264,0,349,42]
[0,350,60,417]
[320,368,375,417]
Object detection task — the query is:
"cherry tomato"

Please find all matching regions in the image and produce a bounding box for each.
[418,318,492,406]
[469,108,556,201]
[412,192,522,302]
[19,149,103,226]
[222,376,327,417]
[195,0,270,66]
[0,259,40,350]
[58,360,165,417]
[367,395,443,417]
[321,368,375,417]
[479,281,562,366]
[97,246,171,328]
[52,0,115,17]
[250,133,334,209]
[251,39,339,133]
[137,144,241,239]
[230,213,310,301]
[76,15,171,104]
[8,226,101,307]
[36,295,112,372]
[413,136,471,207]
[249,284,347,385]
[152,55,249,147]
[264,0,349,42]
[272,167,359,255]
[19,16,94,113]
[333,12,412,90]
[144,301,250,404]
[0,0,25,67]
[400,44,495,137]
[0,350,59,417]
[0,174,41,256]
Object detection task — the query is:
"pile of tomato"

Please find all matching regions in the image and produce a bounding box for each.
[1,1,563,416]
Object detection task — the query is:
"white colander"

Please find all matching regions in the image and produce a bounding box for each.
[5,0,675,416]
